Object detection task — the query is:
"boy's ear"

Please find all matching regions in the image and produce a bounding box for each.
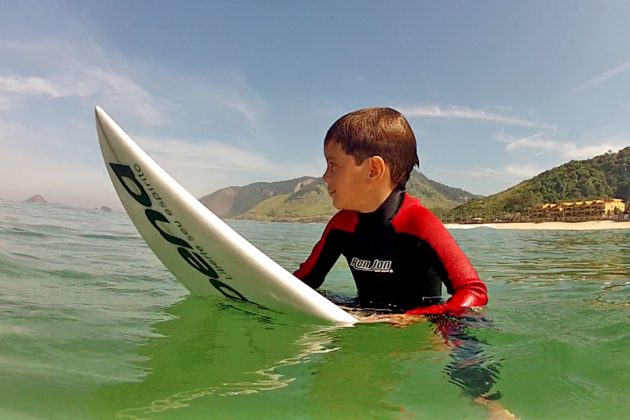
[367,156,387,181]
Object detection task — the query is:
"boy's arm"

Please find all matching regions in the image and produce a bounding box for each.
[293,231,339,289]
[293,211,356,289]
[395,206,488,315]
[405,280,487,315]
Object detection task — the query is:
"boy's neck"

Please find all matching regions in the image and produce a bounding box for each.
[359,184,398,213]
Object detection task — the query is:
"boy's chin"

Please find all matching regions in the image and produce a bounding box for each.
[332,200,359,212]
[331,198,346,211]
[331,195,364,212]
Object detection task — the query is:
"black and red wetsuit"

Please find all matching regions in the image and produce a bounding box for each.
[294,188,488,315]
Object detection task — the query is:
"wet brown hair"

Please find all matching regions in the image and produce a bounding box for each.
[324,107,419,187]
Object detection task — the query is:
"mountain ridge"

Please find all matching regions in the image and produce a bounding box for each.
[199,170,481,222]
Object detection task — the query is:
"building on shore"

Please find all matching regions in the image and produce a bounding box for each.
[530,198,626,222]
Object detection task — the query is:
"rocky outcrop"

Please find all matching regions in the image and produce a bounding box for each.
[23,194,48,204]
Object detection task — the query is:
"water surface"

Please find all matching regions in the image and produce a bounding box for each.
[0,199,629,419]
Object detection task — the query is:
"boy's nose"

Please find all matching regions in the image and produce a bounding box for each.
[322,169,332,185]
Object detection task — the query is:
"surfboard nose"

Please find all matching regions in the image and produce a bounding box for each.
[95,106,110,127]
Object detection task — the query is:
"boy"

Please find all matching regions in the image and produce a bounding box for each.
[294,107,488,319]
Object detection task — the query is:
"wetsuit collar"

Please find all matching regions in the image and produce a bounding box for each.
[358,187,405,224]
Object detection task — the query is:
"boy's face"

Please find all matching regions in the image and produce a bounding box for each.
[323,141,372,211]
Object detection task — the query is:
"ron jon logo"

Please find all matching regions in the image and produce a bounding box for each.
[350,257,393,273]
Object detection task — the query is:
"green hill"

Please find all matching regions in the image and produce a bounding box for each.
[240,181,336,222]
[445,146,630,222]
[406,171,479,214]
[199,177,318,218]
[199,171,480,222]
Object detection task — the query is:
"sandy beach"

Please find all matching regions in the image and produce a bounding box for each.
[446,220,630,230]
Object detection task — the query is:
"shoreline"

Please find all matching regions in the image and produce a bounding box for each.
[445,220,630,231]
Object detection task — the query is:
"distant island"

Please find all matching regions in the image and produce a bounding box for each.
[199,147,630,223]
[19,195,115,212]
[23,194,48,204]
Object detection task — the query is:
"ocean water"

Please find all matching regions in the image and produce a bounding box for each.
[1,198,629,419]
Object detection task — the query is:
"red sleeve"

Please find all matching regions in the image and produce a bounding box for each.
[293,210,358,288]
[392,197,488,315]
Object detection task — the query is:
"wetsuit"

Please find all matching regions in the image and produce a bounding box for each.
[294,188,488,314]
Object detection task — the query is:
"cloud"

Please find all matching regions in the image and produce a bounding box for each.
[0,8,281,209]
[0,37,171,126]
[400,105,554,129]
[503,163,544,178]
[0,75,68,97]
[90,66,169,127]
[0,33,265,128]
[443,164,543,181]
[498,131,627,160]
[0,96,13,111]
[573,61,630,92]
[0,73,82,112]
[222,89,262,124]
[133,135,323,197]
[138,136,276,173]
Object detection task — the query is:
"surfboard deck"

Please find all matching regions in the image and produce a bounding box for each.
[95,106,357,325]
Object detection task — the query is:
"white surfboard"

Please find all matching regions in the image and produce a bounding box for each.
[95,106,357,325]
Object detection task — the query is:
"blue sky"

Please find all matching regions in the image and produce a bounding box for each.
[1,1,630,209]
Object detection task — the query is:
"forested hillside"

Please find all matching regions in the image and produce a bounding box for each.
[445,147,630,221]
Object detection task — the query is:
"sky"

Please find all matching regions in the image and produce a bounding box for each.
[1,0,630,210]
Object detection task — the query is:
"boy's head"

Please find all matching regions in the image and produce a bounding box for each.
[324,107,419,188]
[322,107,419,212]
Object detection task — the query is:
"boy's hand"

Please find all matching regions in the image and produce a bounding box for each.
[358,313,424,327]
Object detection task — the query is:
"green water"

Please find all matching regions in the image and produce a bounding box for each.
[0,199,629,419]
